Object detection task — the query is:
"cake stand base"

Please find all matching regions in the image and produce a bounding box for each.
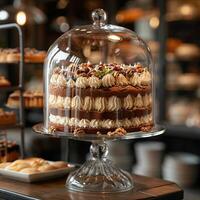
[66,142,133,193]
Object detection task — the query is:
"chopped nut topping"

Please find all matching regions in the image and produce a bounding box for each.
[140,125,152,132]
[48,126,56,133]
[73,128,85,136]
[107,128,127,137]
[53,67,61,74]
[97,131,102,136]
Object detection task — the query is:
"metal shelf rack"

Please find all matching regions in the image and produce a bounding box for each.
[0,23,25,158]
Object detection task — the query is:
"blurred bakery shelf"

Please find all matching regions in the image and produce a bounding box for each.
[166,88,200,98]
[165,124,200,139]
[0,86,22,92]
[0,62,44,65]
[166,87,200,92]
[0,23,25,158]
[116,8,158,24]
[0,124,23,131]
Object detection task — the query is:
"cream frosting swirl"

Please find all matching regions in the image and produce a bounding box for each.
[116,74,129,86]
[50,74,58,85]
[124,118,132,128]
[49,114,57,123]
[59,116,66,125]
[116,120,123,127]
[94,97,107,112]
[88,76,101,88]
[123,95,133,109]
[83,96,93,111]
[56,96,65,108]
[76,77,88,88]
[102,74,115,87]
[71,96,82,109]
[132,117,141,127]
[90,119,100,128]
[130,73,141,86]
[143,94,150,107]
[65,117,69,125]
[134,94,143,108]
[68,118,78,126]
[107,96,121,111]
[57,74,66,86]
[78,119,90,128]
[141,70,151,85]
[102,119,115,129]
[49,95,57,107]
[67,79,75,88]
[64,97,71,109]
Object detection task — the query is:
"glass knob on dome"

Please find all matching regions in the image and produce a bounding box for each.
[92,8,107,26]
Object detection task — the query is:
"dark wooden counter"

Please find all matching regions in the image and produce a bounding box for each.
[0,174,183,200]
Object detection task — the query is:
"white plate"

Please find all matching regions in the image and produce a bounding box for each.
[0,164,76,183]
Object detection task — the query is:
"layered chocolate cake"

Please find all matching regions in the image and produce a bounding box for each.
[48,62,153,135]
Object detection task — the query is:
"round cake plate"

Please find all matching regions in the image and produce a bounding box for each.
[33,123,165,193]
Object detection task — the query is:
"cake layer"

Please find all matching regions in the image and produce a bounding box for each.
[49,113,152,130]
[49,93,152,112]
[49,107,151,120]
[49,84,151,98]
[49,122,153,135]
[49,63,151,89]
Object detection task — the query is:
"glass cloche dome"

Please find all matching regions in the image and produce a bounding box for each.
[44,8,154,137]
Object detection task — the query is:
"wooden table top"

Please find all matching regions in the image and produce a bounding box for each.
[0,174,183,200]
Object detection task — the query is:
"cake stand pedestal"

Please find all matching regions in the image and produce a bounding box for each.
[33,124,164,193]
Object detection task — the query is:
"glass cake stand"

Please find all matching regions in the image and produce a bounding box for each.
[33,123,164,193]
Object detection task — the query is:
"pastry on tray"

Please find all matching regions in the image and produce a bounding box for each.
[0,108,16,126]
[0,75,11,87]
[0,140,20,162]
[7,90,43,108]
[48,62,153,135]
[0,158,69,174]
[24,48,46,63]
[0,48,46,63]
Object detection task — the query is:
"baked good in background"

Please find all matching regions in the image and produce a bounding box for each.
[0,75,11,87]
[167,38,182,53]
[186,109,200,127]
[116,8,145,23]
[48,62,153,135]
[7,90,43,108]
[24,48,46,63]
[176,73,200,90]
[0,158,69,174]
[0,140,20,162]
[175,44,200,60]
[0,108,16,126]
[0,48,46,63]
[167,99,199,124]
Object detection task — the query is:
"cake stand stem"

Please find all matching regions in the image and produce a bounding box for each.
[66,141,133,193]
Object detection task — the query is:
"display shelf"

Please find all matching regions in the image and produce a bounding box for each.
[166,88,199,97]
[166,52,200,64]
[166,87,199,92]
[0,86,22,92]
[0,23,25,158]
[158,0,200,135]
[0,61,44,65]
[164,124,200,139]
[6,106,43,110]
[0,124,23,131]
